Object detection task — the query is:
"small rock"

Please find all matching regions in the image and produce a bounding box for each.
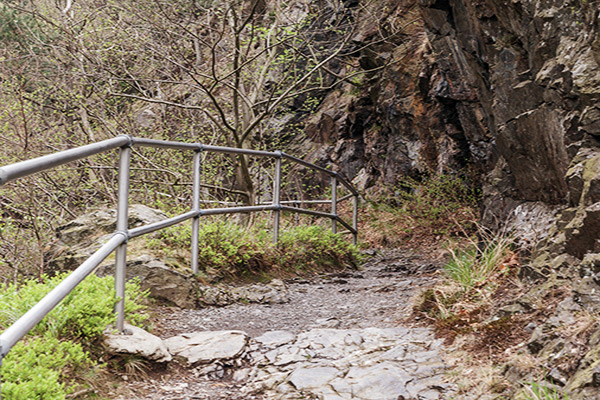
[233,368,252,382]
[525,322,538,333]
[547,367,567,386]
[313,317,341,328]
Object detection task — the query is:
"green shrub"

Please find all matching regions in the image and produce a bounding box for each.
[147,220,360,280]
[0,274,149,339]
[1,336,91,400]
[195,220,269,276]
[0,274,149,399]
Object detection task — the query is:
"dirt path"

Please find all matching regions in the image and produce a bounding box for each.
[113,250,452,400]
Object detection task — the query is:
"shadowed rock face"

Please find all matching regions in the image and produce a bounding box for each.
[300,0,598,232]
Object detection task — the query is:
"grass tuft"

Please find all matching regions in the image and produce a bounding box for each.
[415,226,518,325]
[522,380,569,400]
[444,229,514,292]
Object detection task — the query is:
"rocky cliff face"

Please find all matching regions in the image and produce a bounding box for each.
[307,0,599,239]
[299,0,480,191]
[420,0,599,238]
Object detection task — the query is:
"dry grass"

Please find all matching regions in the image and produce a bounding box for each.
[444,345,510,397]
[358,200,477,250]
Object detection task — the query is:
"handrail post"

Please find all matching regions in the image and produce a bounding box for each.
[114,144,131,332]
[273,151,282,244]
[331,173,337,234]
[352,194,359,245]
[191,148,202,274]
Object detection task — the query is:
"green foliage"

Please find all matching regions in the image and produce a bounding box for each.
[148,219,271,279]
[0,274,148,398]
[0,274,149,339]
[196,221,268,275]
[279,225,360,272]
[0,4,41,48]
[1,336,90,400]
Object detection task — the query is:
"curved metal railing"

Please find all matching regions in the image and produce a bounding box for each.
[0,135,359,383]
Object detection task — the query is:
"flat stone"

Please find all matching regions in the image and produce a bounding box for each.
[296,329,356,349]
[273,352,307,366]
[255,330,296,348]
[345,362,412,399]
[165,330,249,365]
[250,327,451,399]
[104,324,171,362]
[288,366,340,390]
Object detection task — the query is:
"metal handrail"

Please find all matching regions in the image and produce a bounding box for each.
[0,136,360,386]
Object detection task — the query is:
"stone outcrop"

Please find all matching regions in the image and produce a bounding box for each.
[47,204,168,273]
[419,0,599,227]
[197,279,289,307]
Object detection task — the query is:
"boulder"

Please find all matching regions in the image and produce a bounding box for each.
[48,204,168,272]
[56,204,167,248]
[104,323,171,362]
[96,258,196,309]
[47,205,199,308]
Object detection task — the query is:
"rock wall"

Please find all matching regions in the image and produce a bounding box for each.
[420,0,600,234]
[304,0,599,240]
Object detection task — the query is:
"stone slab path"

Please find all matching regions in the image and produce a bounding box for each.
[114,250,456,400]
